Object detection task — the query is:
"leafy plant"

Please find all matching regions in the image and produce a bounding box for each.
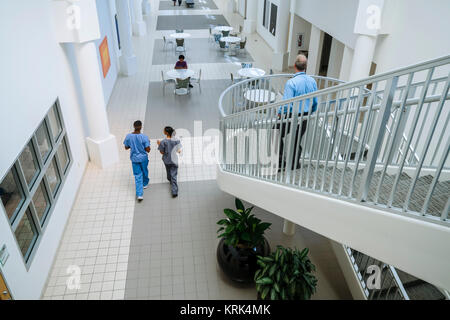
[254,246,317,300]
[217,198,271,248]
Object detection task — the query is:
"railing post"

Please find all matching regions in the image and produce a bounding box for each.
[357,77,399,202]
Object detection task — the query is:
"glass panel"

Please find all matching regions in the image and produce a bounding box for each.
[47,105,62,141]
[46,158,61,196]
[269,3,277,36]
[57,138,69,173]
[14,209,37,260]
[32,181,50,224]
[0,169,25,221]
[36,121,51,161]
[18,141,40,187]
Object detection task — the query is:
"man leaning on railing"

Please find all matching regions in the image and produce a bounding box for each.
[277,54,318,171]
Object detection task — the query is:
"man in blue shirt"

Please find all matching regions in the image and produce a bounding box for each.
[277,55,318,171]
[124,120,151,201]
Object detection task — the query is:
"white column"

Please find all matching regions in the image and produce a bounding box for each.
[339,45,354,81]
[306,24,323,75]
[348,34,377,81]
[348,0,385,81]
[131,0,147,36]
[286,0,296,67]
[227,0,236,13]
[73,41,119,169]
[271,0,291,71]
[142,0,150,16]
[283,220,296,236]
[116,0,137,76]
[327,38,345,79]
[243,0,257,34]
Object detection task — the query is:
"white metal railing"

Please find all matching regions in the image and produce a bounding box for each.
[219,55,450,225]
[344,246,410,300]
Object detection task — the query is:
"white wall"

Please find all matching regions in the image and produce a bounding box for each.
[288,14,312,67]
[256,0,278,50]
[292,0,359,50]
[0,0,117,299]
[94,0,118,105]
[373,0,450,74]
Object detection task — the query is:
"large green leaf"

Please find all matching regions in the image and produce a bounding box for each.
[261,287,270,300]
[268,264,277,277]
[235,198,245,213]
[270,288,278,300]
[217,219,229,225]
[255,277,273,285]
[223,209,239,220]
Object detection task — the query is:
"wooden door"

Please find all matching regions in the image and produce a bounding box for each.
[0,271,12,300]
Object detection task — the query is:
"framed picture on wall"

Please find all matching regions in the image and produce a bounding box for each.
[99,36,111,78]
[297,33,305,49]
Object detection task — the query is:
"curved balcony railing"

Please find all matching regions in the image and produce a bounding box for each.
[219,74,344,117]
[218,55,450,225]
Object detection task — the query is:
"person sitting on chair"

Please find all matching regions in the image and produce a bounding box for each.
[174,55,193,87]
[174,55,188,69]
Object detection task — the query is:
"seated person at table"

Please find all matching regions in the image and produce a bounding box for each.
[174,55,188,69]
[174,55,193,87]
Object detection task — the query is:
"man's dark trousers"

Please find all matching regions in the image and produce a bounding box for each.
[277,114,308,170]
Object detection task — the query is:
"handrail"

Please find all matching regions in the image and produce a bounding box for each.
[344,245,410,300]
[218,55,450,225]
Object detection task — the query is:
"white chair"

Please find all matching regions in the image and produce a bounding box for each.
[163,36,175,51]
[175,38,186,55]
[161,71,175,95]
[175,78,191,95]
[191,69,202,92]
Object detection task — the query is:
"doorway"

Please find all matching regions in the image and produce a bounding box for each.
[318,33,333,76]
[0,271,12,300]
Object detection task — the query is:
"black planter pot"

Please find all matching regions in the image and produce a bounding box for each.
[217,238,270,283]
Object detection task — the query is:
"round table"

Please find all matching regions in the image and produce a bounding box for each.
[169,32,191,39]
[166,69,195,80]
[220,36,241,43]
[244,89,276,104]
[213,26,233,33]
[238,68,266,78]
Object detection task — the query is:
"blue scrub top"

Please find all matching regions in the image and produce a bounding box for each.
[124,133,150,163]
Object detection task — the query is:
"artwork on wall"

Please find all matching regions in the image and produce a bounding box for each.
[99,36,111,78]
[297,33,305,49]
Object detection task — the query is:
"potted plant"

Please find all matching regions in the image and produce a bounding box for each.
[254,246,318,300]
[216,198,272,283]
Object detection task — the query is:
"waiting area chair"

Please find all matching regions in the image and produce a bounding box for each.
[163,36,175,51]
[175,38,186,55]
[175,78,191,95]
[161,70,175,95]
[191,69,202,92]
[221,30,230,37]
[185,0,194,8]
[218,40,228,52]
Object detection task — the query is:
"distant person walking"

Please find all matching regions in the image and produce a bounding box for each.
[124,120,150,201]
[277,54,318,171]
[178,0,182,6]
[157,127,182,198]
[173,0,176,6]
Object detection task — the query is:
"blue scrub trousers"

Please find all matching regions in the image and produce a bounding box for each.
[132,159,149,197]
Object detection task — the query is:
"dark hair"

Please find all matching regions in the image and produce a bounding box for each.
[295,59,307,72]
[134,120,142,129]
[178,55,185,60]
[164,126,175,137]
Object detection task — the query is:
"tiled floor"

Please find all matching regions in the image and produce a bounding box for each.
[156,15,230,30]
[152,38,253,65]
[42,0,351,300]
[159,0,218,10]
[144,80,227,136]
[124,180,351,300]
